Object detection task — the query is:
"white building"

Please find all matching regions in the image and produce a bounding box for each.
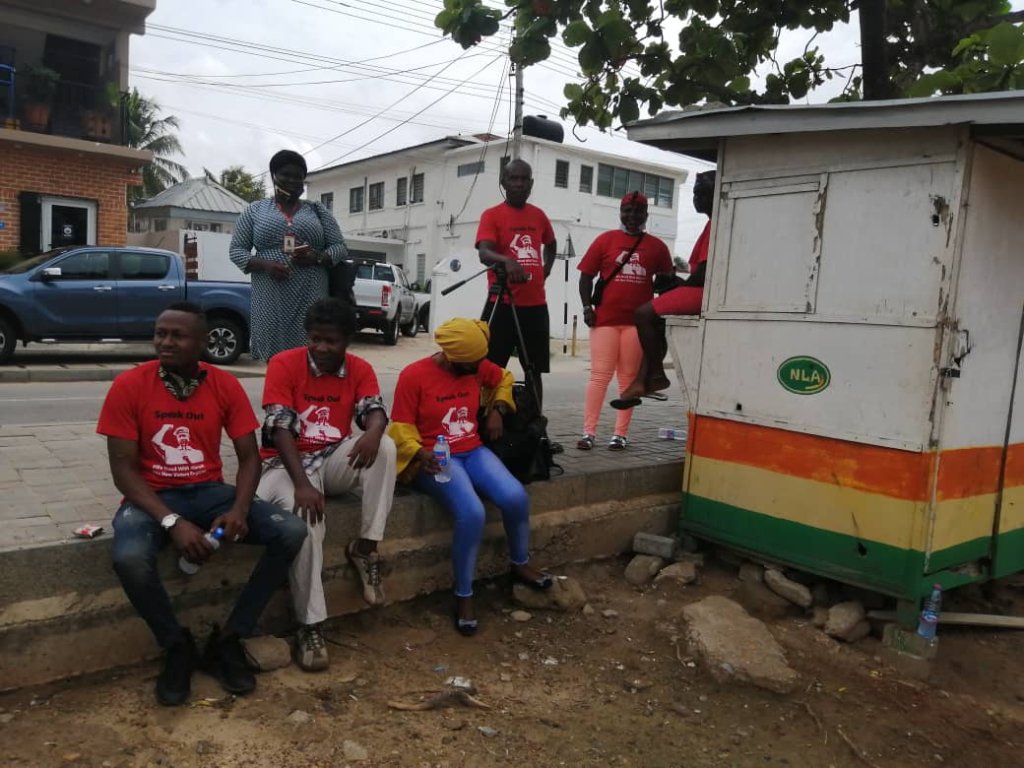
[305,130,688,339]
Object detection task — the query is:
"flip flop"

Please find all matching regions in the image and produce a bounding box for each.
[610,397,643,410]
[610,392,670,410]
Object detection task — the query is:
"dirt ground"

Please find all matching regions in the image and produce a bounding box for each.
[2,557,1023,768]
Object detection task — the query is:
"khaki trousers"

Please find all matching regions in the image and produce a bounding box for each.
[257,434,396,625]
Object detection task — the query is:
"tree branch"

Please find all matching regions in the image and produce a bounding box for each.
[962,10,1024,37]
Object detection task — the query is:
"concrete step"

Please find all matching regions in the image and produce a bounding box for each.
[0,459,682,690]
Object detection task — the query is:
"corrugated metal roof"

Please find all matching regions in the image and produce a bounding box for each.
[627,92,1024,153]
[134,176,250,214]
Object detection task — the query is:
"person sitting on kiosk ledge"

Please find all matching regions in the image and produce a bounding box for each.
[388,318,552,637]
[99,302,308,706]
[614,170,716,409]
[257,298,396,672]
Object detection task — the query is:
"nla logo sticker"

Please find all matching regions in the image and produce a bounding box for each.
[777,356,831,395]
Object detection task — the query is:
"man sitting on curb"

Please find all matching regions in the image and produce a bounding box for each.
[258,298,397,672]
[100,302,308,707]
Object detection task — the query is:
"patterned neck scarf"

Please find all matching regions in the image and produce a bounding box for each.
[159,364,208,401]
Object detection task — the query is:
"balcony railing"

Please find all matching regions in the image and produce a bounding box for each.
[1,74,128,146]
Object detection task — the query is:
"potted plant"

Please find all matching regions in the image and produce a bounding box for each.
[18,64,60,131]
[82,81,120,141]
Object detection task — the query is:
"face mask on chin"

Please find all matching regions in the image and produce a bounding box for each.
[273,177,304,204]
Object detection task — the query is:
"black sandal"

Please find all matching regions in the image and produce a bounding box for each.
[452,611,479,637]
[511,568,553,591]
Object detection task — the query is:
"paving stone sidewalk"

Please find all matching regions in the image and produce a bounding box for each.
[0,397,687,551]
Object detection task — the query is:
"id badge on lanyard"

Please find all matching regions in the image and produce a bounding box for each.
[278,202,296,254]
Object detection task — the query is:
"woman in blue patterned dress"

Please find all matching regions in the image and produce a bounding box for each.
[230,150,348,361]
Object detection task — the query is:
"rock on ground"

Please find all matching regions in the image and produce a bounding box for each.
[285,710,313,726]
[342,740,368,761]
[812,606,829,629]
[682,596,799,694]
[513,577,588,611]
[624,554,666,586]
[510,610,532,622]
[764,569,813,608]
[735,580,800,621]
[243,636,292,672]
[738,563,765,583]
[655,561,699,585]
[824,601,866,640]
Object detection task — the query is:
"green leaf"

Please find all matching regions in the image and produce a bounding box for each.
[906,70,962,97]
[579,39,608,74]
[564,82,585,101]
[618,95,640,124]
[727,75,750,92]
[985,22,1024,68]
[563,20,592,46]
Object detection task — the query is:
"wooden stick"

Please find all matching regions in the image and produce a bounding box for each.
[798,701,827,746]
[867,610,1024,629]
[387,690,491,711]
[837,725,882,768]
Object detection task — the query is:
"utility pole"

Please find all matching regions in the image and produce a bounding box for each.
[511,61,524,160]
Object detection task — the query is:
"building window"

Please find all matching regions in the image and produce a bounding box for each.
[396,177,407,206]
[596,164,675,207]
[579,165,594,194]
[320,192,334,212]
[554,159,569,188]
[416,253,426,285]
[411,173,425,204]
[349,187,364,213]
[154,219,167,232]
[458,160,485,177]
[369,182,384,211]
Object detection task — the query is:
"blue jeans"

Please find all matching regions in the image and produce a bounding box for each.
[413,446,530,597]
[111,481,307,648]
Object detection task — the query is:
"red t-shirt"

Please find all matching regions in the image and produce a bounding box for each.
[260,347,380,458]
[690,220,711,271]
[476,202,556,307]
[578,231,673,327]
[391,356,506,455]
[97,361,258,490]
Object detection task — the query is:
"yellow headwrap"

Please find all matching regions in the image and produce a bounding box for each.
[435,318,491,363]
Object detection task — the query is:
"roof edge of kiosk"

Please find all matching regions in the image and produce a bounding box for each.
[626,92,1024,161]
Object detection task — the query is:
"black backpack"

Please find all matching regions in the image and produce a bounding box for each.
[480,382,561,484]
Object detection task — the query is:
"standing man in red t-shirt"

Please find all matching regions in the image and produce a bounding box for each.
[615,170,716,406]
[577,191,674,451]
[257,298,396,672]
[476,160,558,434]
[99,303,308,707]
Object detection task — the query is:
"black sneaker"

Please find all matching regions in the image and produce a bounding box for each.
[156,629,196,707]
[202,625,256,696]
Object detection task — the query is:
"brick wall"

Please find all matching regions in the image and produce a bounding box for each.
[0,141,143,253]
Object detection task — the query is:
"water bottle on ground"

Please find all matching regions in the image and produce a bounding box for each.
[178,526,225,575]
[916,584,942,639]
[658,427,687,441]
[433,435,452,484]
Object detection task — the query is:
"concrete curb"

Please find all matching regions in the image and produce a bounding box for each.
[0,458,683,690]
[0,365,266,383]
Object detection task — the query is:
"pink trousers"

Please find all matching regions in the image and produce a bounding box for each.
[584,325,643,437]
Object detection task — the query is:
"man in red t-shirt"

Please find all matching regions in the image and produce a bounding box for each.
[577,191,674,450]
[257,298,396,671]
[615,170,716,407]
[99,302,308,707]
[476,159,558,421]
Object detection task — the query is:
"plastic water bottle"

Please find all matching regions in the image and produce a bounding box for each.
[916,584,943,639]
[433,435,451,484]
[178,526,225,575]
[658,427,686,441]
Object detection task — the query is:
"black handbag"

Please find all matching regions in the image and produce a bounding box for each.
[479,383,562,484]
[591,232,645,307]
[307,202,356,304]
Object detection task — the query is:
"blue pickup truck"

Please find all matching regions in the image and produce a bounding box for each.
[0,246,252,365]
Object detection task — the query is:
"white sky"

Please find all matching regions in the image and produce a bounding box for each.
[130,0,994,245]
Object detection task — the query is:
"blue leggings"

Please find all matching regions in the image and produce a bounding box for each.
[413,446,531,597]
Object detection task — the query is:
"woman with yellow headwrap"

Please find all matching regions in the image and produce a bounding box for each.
[388,318,552,636]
